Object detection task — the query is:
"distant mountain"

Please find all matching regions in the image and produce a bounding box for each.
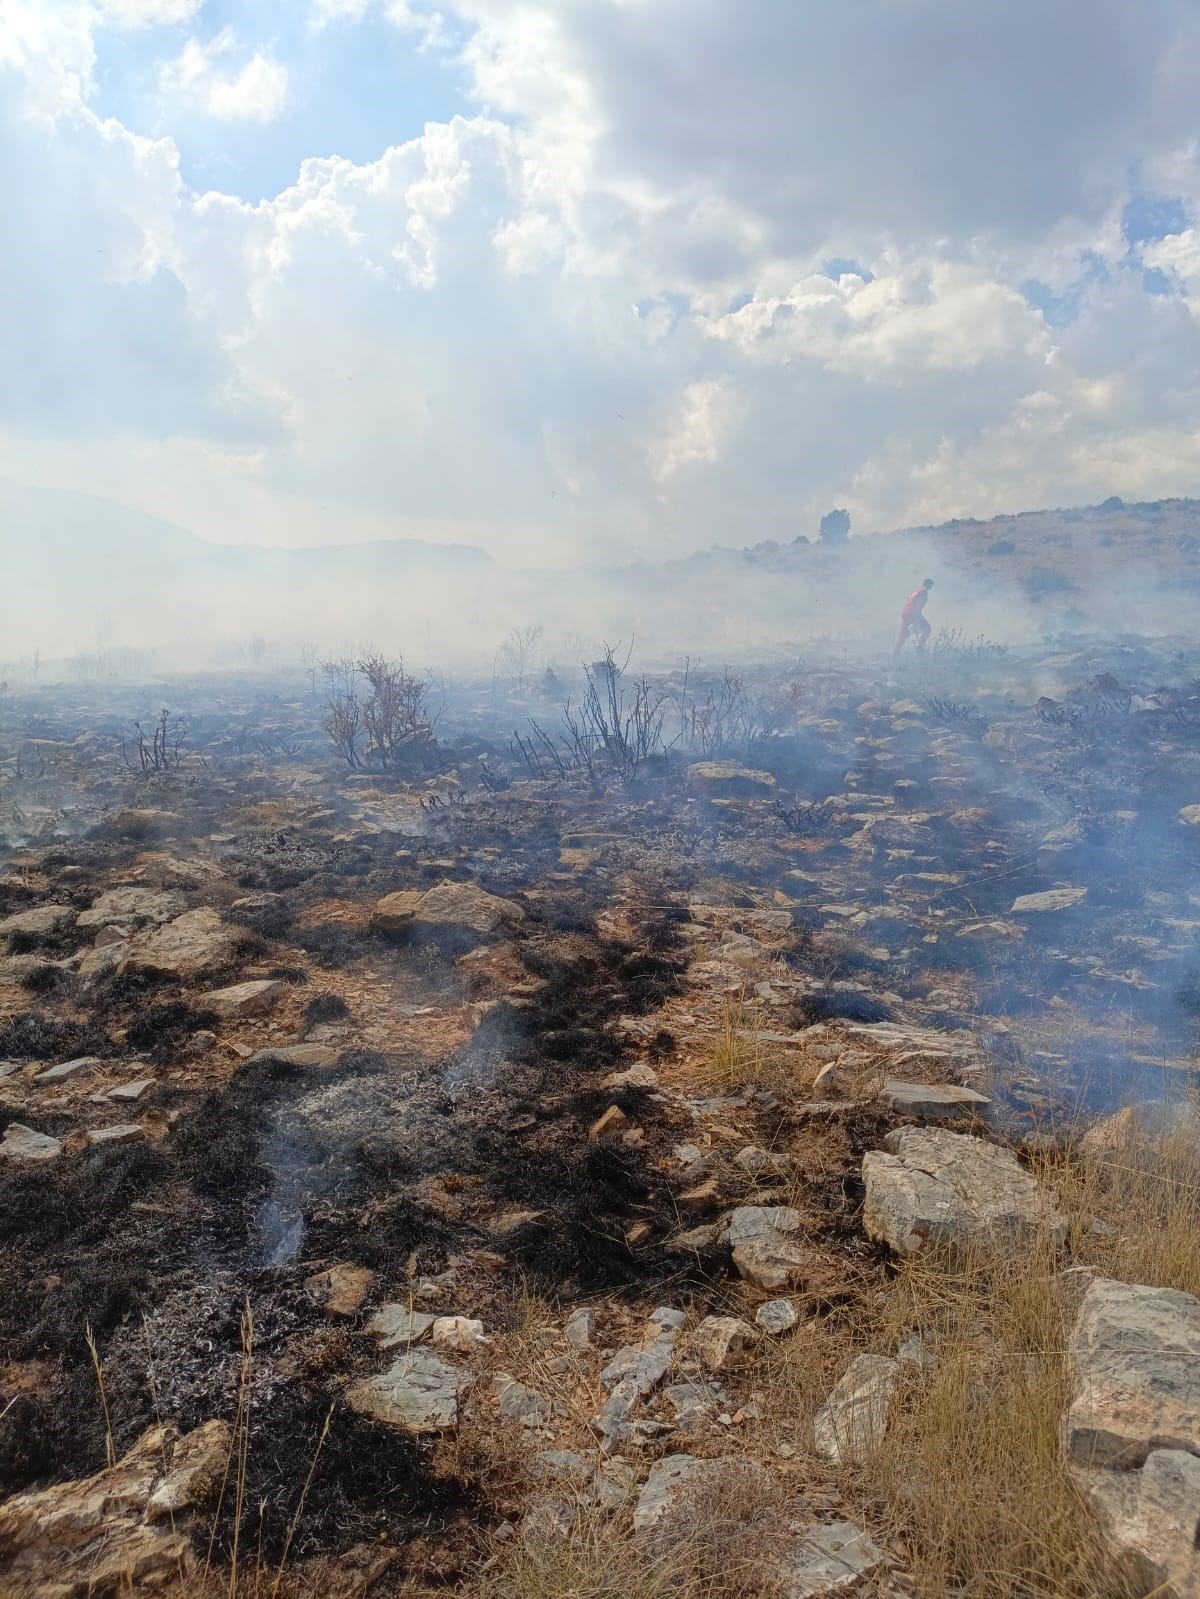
[3,476,1200,671]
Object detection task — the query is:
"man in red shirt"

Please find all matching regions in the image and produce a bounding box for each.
[895,578,934,655]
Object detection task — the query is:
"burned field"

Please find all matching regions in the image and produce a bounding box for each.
[2,637,1200,1599]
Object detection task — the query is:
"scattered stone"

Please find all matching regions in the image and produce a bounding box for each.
[878,1080,992,1122]
[863,1126,1067,1258]
[1,1123,62,1162]
[724,1205,802,1245]
[35,1055,103,1082]
[732,1235,813,1293]
[77,887,183,930]
[813,1354,900,1462]
[632,1454,771,1538]
[431,1315,487,1352]
[1011,886,1088,913]
[0,903,74,941]
[202,979,287,1018]
[589,1105,629,1141]
[245,1043,339,1068]
[565,1307,595,1351]
[86,1123,145,1146]
[366,1304,436,1347]
[686,763,777,798]
[108,1078,155,1102]
[78,942,128,980]
[592,1313,680,1448]
[306,1263,374,1317]
[756,1299,798,1335]
[347,1350,460,1432]
[372,882,525,938]
[694,1315,759,1371]
[494,1373,553,1428]
[119,909,239,979]
[778,1520,888,1598]
[603,1062,658,1089]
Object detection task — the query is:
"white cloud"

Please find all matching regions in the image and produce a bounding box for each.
[161,28,289,123]
[98,0,204,26]
[5,0,1200,571]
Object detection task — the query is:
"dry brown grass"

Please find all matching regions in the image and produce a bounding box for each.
[487,1468,793,1599]
[694,994,797,1095]
[855,1104,1200,1599]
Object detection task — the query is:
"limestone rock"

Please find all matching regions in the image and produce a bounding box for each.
[862,1127,1067,1258]
[306,1263,373,1317]
[694,1315,759,1371]
[246,1043,339,1068]
[78,888,184,930]
[1068,1278,1200,1597]
[494,1373,553,1428]
[813,1354,899,1463]
[777,1520,888,1597]
[0,903,74,941]
[346,1350,460,1432]
[119,909,239,979]
[86,1124,145,1147]
[565,1307,595,1351]
[79,942,128,980]
[633,1455,771,1538]
[107,808,183,840]
[1,1123,63,1162]
[1078,1447,1200,1599]
[366,1304,436,1348]
[756,1299,798,1336]
[202,979,287,1018]
[879,1080,992,1122]
[686,762,777,799]
[1011,886,1088,913]
[724,1205,802,1245]
[1067,1277,1200,1469]
[372,882,525,938]
[36,1055,103,1082]
[431,1315,487,1352]
[0,1421,227,1596]
[732,1235,812,1293]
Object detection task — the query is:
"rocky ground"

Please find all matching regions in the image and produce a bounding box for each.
[2,636,1200,1599]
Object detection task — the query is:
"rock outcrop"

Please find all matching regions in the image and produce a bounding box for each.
[1067,1277,1200,1598]
[863,1127,1067,1257]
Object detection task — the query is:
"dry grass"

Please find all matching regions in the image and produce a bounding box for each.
[694,994,797,1095]
[487,1469,792,1599]
[856,1105,1200,1599]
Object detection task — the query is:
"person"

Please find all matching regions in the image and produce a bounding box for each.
[895,578,934,654]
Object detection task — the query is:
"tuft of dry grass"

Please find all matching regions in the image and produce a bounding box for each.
[695,994,797,1095]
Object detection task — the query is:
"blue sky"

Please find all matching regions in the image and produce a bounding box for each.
[89,2,469,199]
[3,0,1200,565]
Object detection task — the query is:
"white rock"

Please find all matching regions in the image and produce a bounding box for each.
[756,1299,798,1335]
[863,1127,1067,1258]
[366,1305,435,1348]
[431,1315,487,1352]
[1,1123,62,1162]
[694,1315,759,1371]
[813,1355,899,1462]
[346,1350,460,1432]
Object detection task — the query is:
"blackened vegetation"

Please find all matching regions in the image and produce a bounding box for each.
[0,1009,114,1061]
[460,929,695,1294]
[125,998,219,1058]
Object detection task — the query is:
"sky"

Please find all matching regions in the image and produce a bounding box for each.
[3,0,1200,568]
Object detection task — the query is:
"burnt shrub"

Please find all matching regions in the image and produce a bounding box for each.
[0,1011,112,1061]
[304,993,350,1026]
[126,1000,218,1057]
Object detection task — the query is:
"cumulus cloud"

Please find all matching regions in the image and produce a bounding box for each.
[161,28,289,122]
[4,0,1200,568]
